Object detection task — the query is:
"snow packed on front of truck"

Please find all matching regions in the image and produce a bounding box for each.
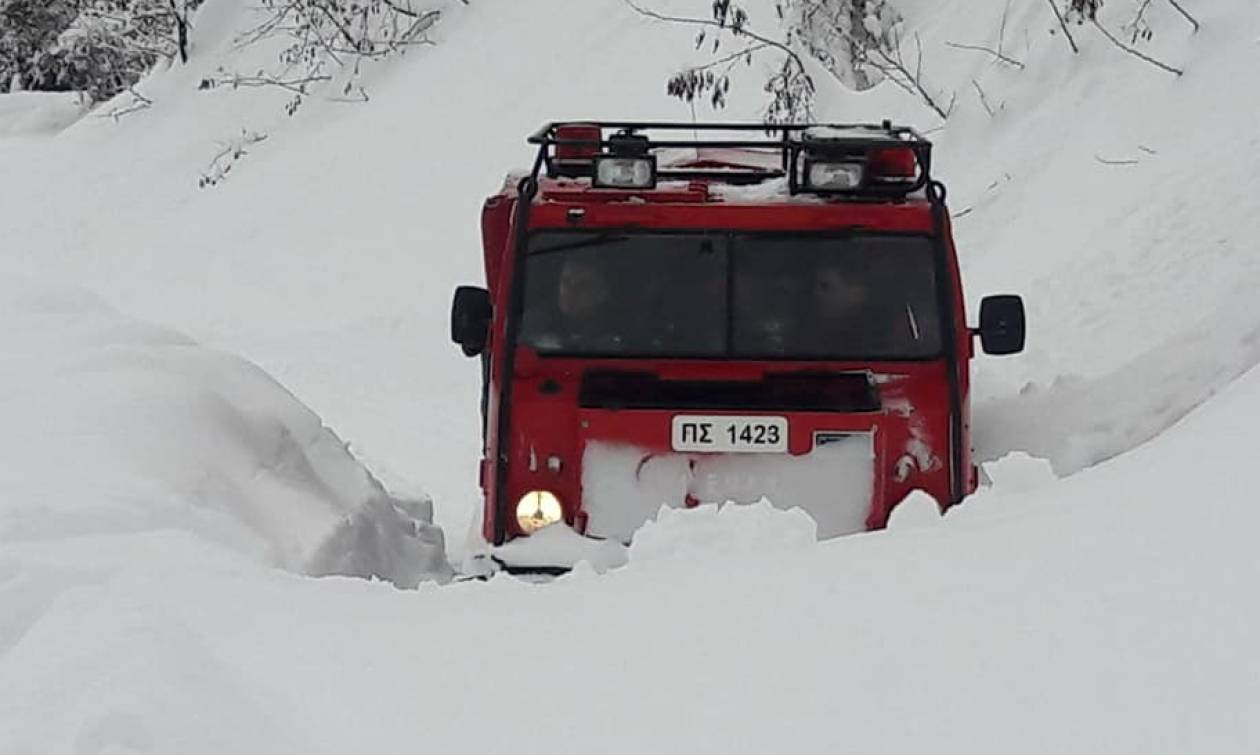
[451,122,1026,574]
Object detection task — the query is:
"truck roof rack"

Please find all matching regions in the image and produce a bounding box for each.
[526,121,933,198]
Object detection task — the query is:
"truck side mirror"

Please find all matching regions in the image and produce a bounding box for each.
[451,286,492,357]
[978,295,1026,355]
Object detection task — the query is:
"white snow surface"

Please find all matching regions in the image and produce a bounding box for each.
[0,92,89,137]
[2,0,1260,752]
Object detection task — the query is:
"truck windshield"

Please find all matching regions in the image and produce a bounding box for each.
[518,231,943,360]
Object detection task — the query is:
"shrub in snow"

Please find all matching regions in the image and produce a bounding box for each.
[0,0,200,102]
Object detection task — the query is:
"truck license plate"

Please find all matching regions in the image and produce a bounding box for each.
[671,415,788,454]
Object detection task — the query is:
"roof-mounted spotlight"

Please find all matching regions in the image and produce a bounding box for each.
[803,159,866,192]
[593,131,656,189]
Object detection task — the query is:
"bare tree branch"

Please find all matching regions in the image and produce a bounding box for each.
[622,0,810,74]
[1095,154,1140,166]
[624,0,818,119]
[203,71,333,96]
[1046,0,1080,54]
[1127,0,1155,44]
[861,28,952,120]
[1092,18,1184,76]
[998,0,1012,53]
[972,79,996,117]
[97,87,153,121]
[691,42,772,71]
[199,130,269,188]
[945,40,1025,69]
[1165,0,1200,32]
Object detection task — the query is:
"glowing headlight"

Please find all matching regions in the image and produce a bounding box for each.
[515,490,564,534]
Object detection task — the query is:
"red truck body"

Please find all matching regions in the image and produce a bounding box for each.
[452,122,1024,564]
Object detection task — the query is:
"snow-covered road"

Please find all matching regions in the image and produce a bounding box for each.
[2,0,1259,752]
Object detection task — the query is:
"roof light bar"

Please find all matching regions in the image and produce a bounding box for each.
[592,155,657,190]
[529,121,933,196]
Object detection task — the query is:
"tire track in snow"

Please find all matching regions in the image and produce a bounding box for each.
[974,314,1260,475]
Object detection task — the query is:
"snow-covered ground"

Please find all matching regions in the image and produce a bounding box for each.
[0,92,89,138]
[2,0,1260,752]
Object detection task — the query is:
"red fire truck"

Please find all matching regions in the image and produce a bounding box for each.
[451,122,1024,571]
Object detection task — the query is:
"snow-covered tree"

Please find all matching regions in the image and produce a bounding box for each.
[0,0,78,92]
[1,0,201,101]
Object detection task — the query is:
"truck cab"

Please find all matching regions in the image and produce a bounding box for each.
[451,121,1025,571]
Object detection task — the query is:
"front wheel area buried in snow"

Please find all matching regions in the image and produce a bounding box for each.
[486,437,880,573]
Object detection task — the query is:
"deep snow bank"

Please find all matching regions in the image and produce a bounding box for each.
[4,358,1257,755]
[0,278,450,587]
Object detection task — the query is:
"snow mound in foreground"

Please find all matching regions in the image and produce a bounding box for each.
[0,280,451,587]
[627,500,818,567]
[488,499,818,576]
[492,523,629,574]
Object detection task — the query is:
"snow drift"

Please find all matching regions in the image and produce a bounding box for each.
[0,278,450,587]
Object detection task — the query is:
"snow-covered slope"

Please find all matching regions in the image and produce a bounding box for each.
[0,276,450,582]
[2,0,1259,752]
[790,0,1260,474]
[918,1,1260,474]
[4,337,1258,755]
